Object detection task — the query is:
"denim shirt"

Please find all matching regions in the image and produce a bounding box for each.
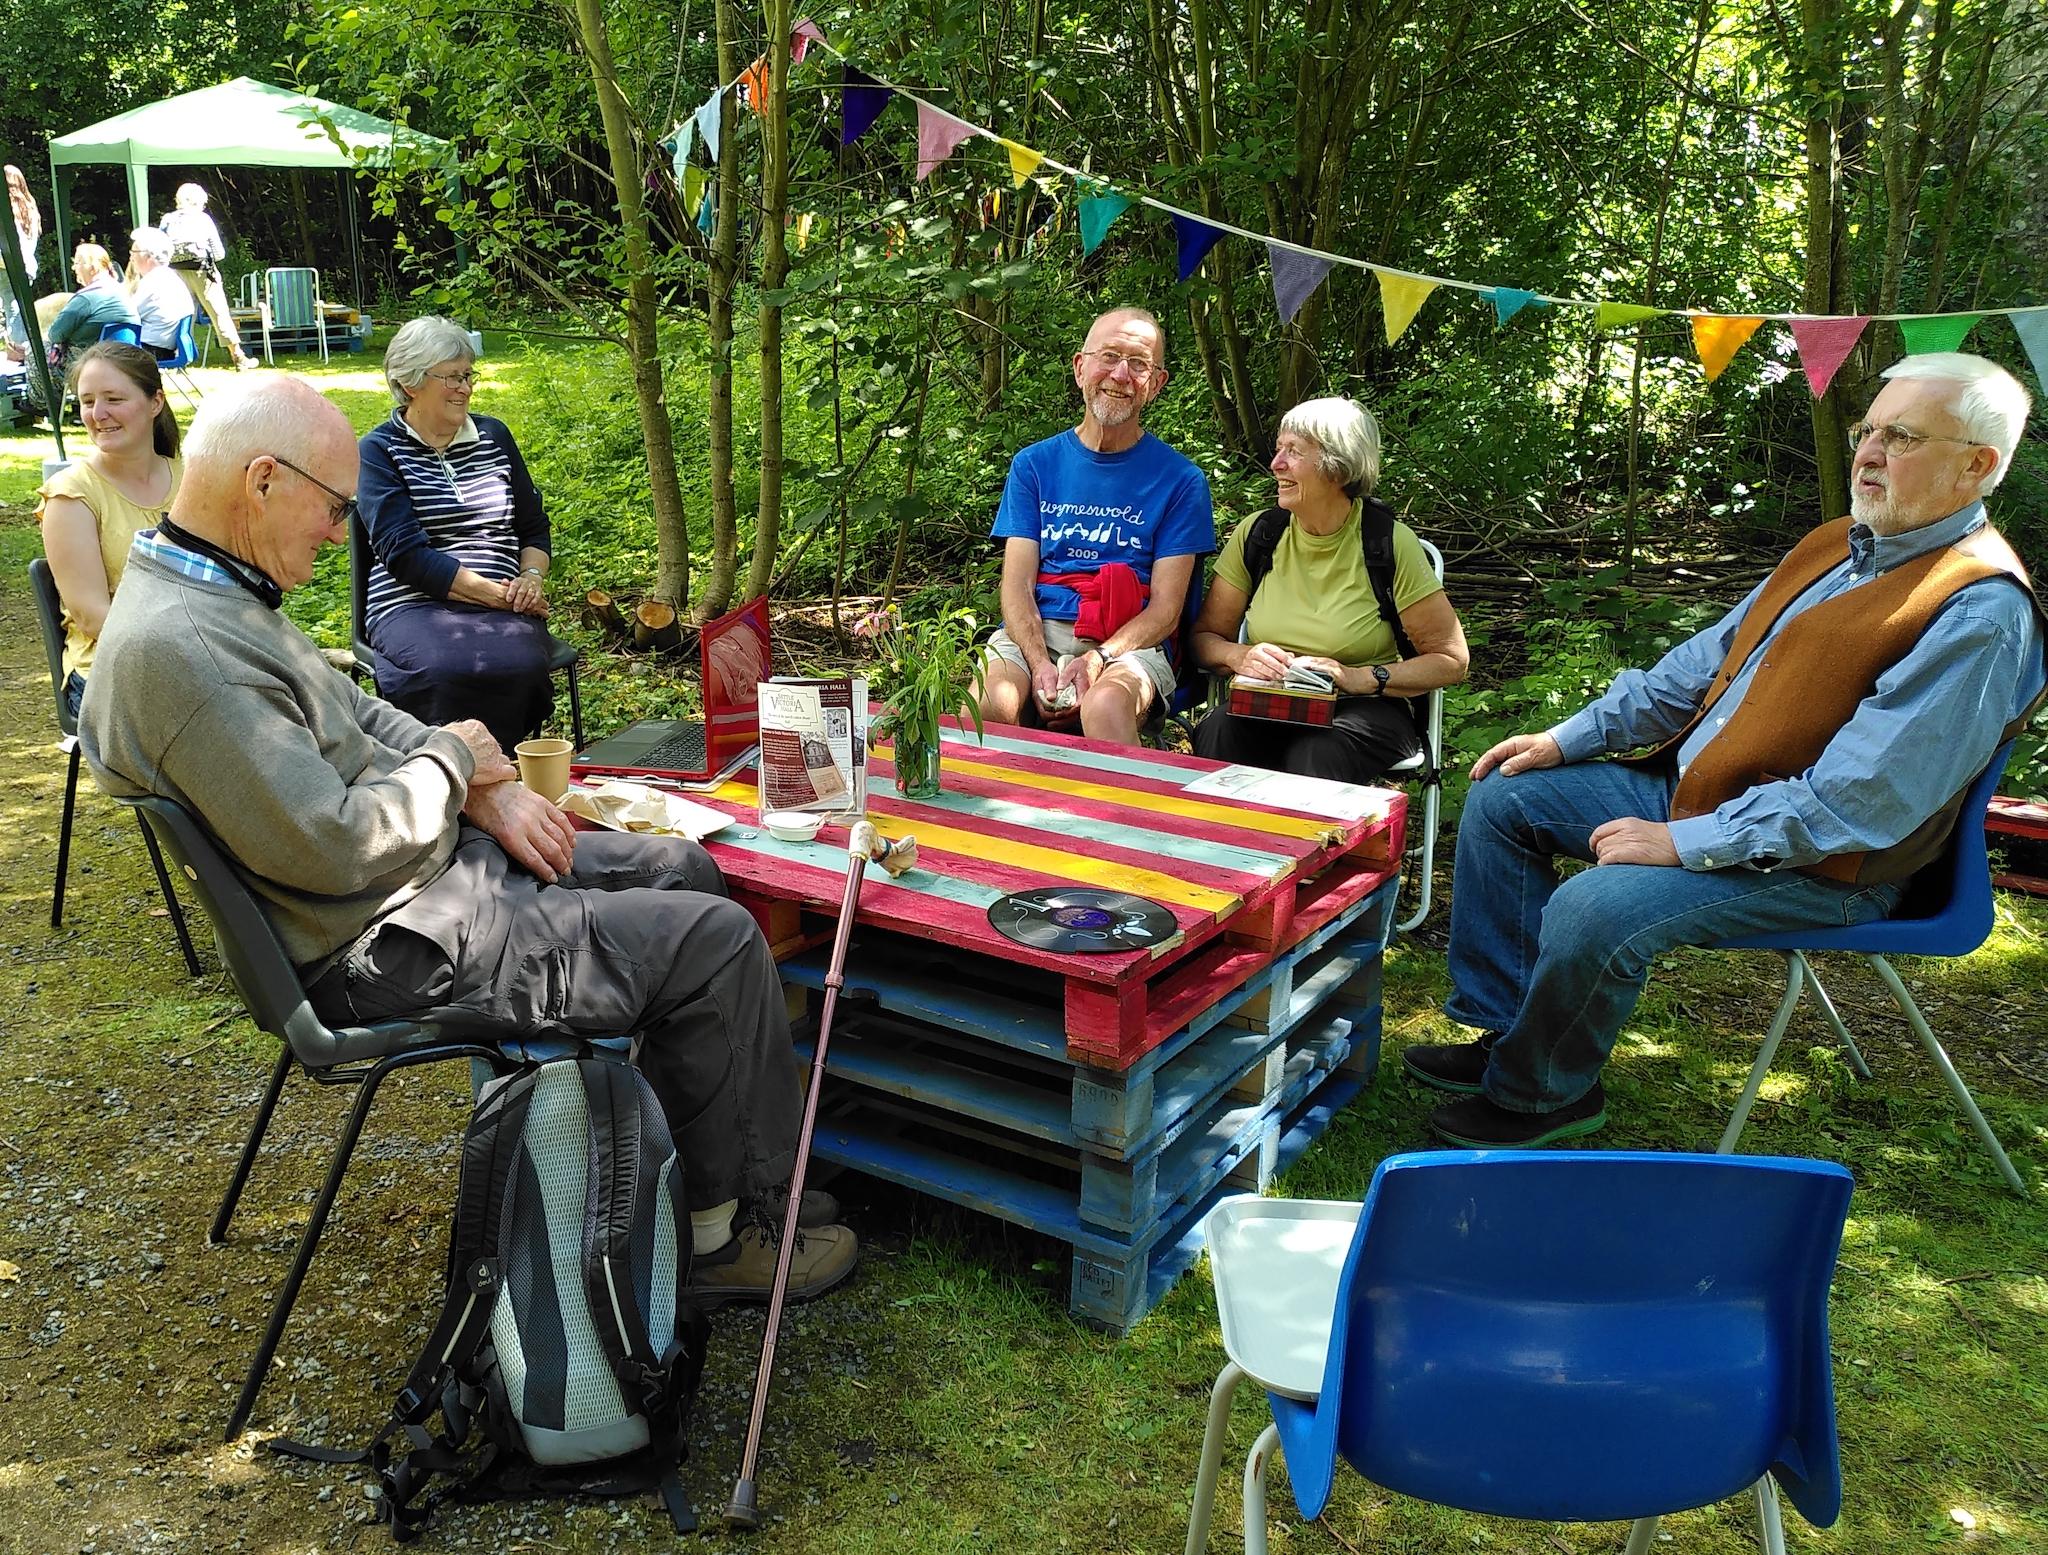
[1550,502,2046,871]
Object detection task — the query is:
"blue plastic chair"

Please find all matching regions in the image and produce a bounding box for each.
[158,311,202,406]
[1711,741,2028,1196]
[1187,1151,1852,1555]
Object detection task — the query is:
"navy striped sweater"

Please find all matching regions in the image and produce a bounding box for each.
[357,410,550,628]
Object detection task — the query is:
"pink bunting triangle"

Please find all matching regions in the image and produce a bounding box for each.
[915,102,978,181]
[1787,316,1871,399]
[791,18,826,63]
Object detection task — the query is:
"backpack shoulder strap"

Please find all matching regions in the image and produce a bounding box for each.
[1239,507,1291,596]
[1358,497,1419,664]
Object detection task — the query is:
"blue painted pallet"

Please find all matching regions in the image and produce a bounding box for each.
[805,985,1382,1330]
[789,875,1397,1158]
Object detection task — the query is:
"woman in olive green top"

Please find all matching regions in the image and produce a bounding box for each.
[37,342,183,716]
[1190,396,1469,783]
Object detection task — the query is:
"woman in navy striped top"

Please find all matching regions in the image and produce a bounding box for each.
[357,317,555,751]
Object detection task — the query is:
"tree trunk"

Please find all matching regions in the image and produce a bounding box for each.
[573,0,692,605]
[1798,0,1851,522]
[699,0,742,620]
[585,588,628,638]
[744,0,792,602]
[633,599,683,651]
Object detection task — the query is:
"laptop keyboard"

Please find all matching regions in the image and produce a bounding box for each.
[631,723,706,772]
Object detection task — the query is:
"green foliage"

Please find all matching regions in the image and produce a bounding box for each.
[864,603,988,755]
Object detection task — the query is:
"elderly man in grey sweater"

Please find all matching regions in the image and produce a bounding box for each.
[81,375,855,1302]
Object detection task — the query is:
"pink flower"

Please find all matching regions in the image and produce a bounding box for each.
[852,606,900,641]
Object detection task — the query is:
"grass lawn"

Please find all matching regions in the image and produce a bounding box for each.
[1,340,2044,1553]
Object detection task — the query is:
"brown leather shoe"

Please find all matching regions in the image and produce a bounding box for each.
[689,1222,858,1304]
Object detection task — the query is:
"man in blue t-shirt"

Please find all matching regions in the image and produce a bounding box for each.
[977,306,1215,745]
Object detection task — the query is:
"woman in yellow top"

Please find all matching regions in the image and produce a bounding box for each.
[37,342,183,717]
[1190,396,1469,783]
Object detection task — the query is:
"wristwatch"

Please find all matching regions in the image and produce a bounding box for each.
[519,567,544,580]
[1368,664,1391,697]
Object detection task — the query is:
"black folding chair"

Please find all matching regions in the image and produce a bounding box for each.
[28,558,201,976]
[347,513,585,748]
[123,794,520,1440]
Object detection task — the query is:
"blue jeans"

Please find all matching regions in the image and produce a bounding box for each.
[1444,759,1900,1113]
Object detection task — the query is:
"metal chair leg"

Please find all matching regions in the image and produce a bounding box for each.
[1622,1515,1662,1555]
[1395,777,1440,936]
[1719,952,1806,1153]
[1185,1362,1245,1555]
[211,1046,295,1244]
[52,744,81,928]
[1241,1422,1280,1555]
[1796,955,1873,1080]
[566,662,586,749]
[1753,1475,1787,1555]
[1868,954,2028,1196]
[223,1055,395,1440]
[135,811,203,977]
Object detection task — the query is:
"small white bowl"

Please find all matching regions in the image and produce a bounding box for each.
[762,810,825,843]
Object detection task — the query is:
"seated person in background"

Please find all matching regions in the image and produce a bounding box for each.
[36,343,182,715]
[1408,353,2045,1150]
[358,315,555,754]
[1191,396,1469,783]
[80,376,858,1301]
[125,227,196,359]
[976,306,1215,747]
[26,244,137,409]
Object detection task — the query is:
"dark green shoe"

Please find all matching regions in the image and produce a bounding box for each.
[1428,1084,1608,1148]
[1402,1033,1501,1095]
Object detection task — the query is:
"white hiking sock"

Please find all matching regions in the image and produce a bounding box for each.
[691,1199,738,1256]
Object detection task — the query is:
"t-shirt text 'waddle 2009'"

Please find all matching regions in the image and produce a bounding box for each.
[991,429,1217,621]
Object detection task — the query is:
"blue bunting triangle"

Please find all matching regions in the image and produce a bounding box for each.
[695,90,724,163]
[842,66,892,146]
[1173,213,1227,283]
[2011,309,2048,394]
[1268,243,1334,324]
[1491,287,1548,326]
[697,187,716,235]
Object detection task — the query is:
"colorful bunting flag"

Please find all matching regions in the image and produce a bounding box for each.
[1003,140,1045,188]
[1595,302,1664,330]
[682,163,708,216]
[695,90,723,162]
[740,55,771,115]
[1491,287,1547,326]
[1691,315,1764,383]
[791,18,826,63]
[795,211,815,252]
[915,102,978,180]
[1173,213,1228,282]
[1378,271,1438,344]
[697,187,715,236]
[2012,309,2048,394]
[1268,243,1334,325]
[1898,313,1983,355]
[1078,184,1133,256]
[841,66,891,145]
[1787,316,1870,398]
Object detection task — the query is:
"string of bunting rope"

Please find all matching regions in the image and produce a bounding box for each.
[662,23,2048,401]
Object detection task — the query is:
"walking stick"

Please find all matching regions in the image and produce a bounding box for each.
[726,821,914,1529]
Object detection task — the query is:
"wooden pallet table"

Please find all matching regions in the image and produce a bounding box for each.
[1988,795,2048,896]
[670,722,1406,1331]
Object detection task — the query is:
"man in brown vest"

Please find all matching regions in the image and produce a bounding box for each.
[1405,353,2044,1147]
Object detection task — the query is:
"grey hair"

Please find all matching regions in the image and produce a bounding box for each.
[174,182,209,210]
[384,316,477,406]
[1278,396,1382,497]
[182,378,323,470]
[1879,353,2032,492]
[129,226,174,264]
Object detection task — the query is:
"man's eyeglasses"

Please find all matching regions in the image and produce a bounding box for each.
[253,454,361,529]
[1846,422,1981,458]
[1080,348,1158,378]
[426,370,477,388]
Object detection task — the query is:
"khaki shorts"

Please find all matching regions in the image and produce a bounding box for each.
[984,620,1177,707]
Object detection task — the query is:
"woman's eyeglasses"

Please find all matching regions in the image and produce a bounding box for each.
[426,370,477,388]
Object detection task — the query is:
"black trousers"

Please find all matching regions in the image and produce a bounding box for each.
[1193,694,1422,785]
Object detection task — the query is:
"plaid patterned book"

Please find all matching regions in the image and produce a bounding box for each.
[1229,675,1338,726]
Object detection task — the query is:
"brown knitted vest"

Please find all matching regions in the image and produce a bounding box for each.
[1650,516,2045,885]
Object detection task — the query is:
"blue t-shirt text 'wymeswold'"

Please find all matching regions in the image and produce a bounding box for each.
[991,429,1216,620]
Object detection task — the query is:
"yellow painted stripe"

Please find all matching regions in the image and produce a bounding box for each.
[707,781,1239,912]
[936,755,1350,843]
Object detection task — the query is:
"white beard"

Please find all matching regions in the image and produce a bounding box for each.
[1087,388,1139,428]
[1849,480,1902,533]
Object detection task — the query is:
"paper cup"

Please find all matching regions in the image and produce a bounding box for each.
[515,737,574,802]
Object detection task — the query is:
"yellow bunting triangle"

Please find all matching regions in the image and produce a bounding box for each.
[1004,140,1045,188]
[1595,302,1665,330]
[1377,272,1438,344]
[1691,314,1764,382]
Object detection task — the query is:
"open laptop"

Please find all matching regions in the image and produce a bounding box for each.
[572,595,772,784]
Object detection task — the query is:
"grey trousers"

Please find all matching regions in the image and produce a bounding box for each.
[309,828,800,1209]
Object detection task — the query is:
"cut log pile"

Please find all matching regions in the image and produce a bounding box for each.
[584,589,688,655]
